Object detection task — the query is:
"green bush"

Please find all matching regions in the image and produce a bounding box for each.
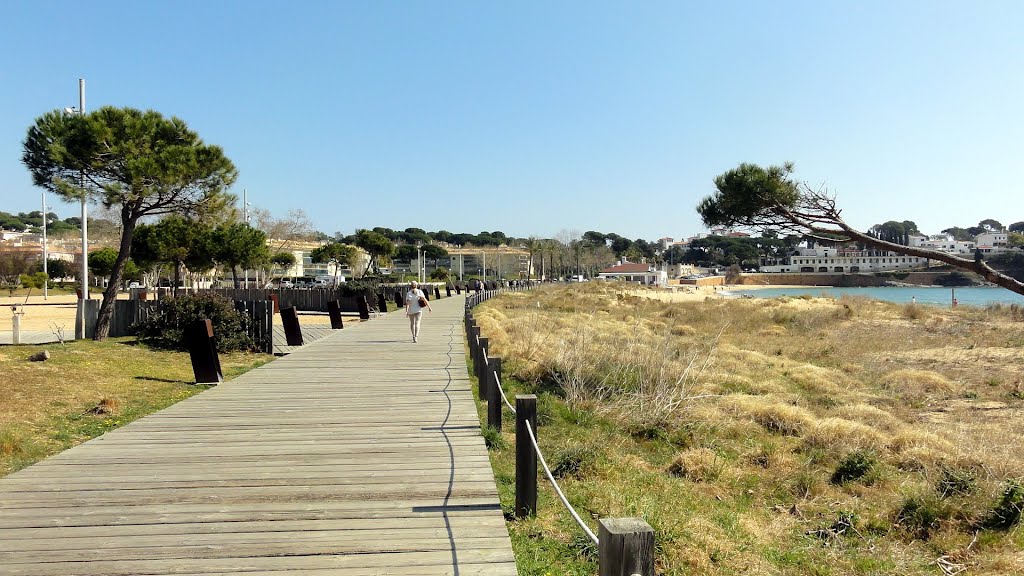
[135,292,256,352]
[936,466,976,498]
[831,450,878,485]
[895,494,952,539]
[983,479,1023,530]
[551,443,597,479]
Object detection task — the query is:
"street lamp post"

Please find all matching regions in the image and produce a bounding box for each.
[41,191,48,300]
[67,78,88,340]
[416,242,424,284]
[242,189,251,288]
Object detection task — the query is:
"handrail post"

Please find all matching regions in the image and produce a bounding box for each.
[598,518,655,576]
[487,357,502,431]
[515,394,537,518]
[470,326,481,367]
[476,337,489,399]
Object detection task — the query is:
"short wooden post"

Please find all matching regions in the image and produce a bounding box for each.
[268,293,280,313]
[434,286,441,299]
[598,518,656,576]
[476,337,489,399]
[456,284,462,294]
[446,285,452,297]
[515,394,538,518]
[280,306,304,346]
[11,308,24,345]
[487,357,503,431]
[187,319,223,384]
[470,326,481,368]
[357,295,371,320]
[377,292,388,313]
[394,290,404,306]
[327,300,344,329]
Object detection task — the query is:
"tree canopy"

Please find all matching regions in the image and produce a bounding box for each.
[213,222,270,288]
[353,230,395,274]
[23,106,237,338]
[697,162,1024,296]
[311,242,358,281]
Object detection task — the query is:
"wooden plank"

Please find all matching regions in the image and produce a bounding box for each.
[0,294,515,575]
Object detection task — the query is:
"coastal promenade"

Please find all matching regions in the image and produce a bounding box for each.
[0,295,517,575]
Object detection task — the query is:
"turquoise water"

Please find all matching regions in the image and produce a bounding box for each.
[727,286,1024,307]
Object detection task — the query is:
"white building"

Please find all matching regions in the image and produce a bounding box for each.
[975,231,1009,254]
[908,235,975,255]
[760,246,927,274]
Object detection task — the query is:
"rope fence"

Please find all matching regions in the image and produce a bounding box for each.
[465,284,655,576]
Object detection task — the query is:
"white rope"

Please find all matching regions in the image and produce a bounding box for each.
[524,420,599,545]
[493,370,516,413]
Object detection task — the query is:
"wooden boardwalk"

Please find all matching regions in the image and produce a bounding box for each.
[0,295,517,575]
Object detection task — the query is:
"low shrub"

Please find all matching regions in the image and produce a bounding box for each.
[831,450,878,485]
[667,447,723,482]
[551,443,598,479]
[135,293,256,352]
[895,493,953,539]
[982,479,1024,530]
[481,426,506,450]
[901,302,927,320]
[936,466,976,498]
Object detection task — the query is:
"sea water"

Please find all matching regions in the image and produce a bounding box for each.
[727,286,1024,307]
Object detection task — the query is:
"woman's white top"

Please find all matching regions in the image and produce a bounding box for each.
[406,288,426,313]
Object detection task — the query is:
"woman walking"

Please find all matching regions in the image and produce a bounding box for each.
[405,281,431,342]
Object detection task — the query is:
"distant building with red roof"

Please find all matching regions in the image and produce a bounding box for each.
[597,261,667,286]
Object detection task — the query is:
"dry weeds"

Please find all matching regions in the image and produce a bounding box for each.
[476,282,1024,575]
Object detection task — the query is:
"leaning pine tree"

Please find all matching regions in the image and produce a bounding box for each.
[697,162,1024,296]
[22,107,238,339]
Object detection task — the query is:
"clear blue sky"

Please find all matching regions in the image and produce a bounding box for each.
[1,1,1021,241]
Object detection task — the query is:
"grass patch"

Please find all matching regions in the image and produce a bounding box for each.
[0,337,270,476]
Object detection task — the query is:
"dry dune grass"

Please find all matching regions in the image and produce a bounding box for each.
[880,368,959,401]
[477,282,1024,575]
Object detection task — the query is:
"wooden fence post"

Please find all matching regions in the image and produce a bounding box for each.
[377,292,388,313]
[280,306,304,346]
[327,300,344,329]
[476,337,489,399]
[446,285,452,297]
[515,394,538,518]
[598,518,655,576]
[470,326,481,369]
[357,295,371,320]
[187,319,223,384]
[394,290,404,306]
[434,286,441,299]
[268,293,280,313]
[488,356,502,431]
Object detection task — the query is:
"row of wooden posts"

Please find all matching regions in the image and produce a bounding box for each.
[185,293,378,382]
[465,288,656,576]
[186,284,475,381]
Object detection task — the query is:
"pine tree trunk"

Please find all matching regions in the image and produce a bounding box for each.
[93,215,138,340]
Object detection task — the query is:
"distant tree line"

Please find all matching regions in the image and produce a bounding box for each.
[0,210,80,235]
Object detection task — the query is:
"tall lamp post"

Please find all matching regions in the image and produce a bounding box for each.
[416,242,424,284]
[242,189,251,287]
[65,79,88,339]
[41,191,48,300]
